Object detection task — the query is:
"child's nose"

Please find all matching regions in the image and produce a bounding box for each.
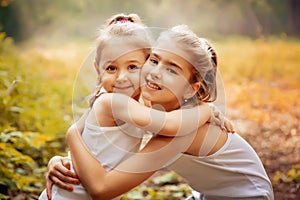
[116,71,128,82]
[150,66,162,80]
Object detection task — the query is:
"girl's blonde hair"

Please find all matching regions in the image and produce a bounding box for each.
[158,25,217,103]
[89,13,152,107]
[95,13,152,65]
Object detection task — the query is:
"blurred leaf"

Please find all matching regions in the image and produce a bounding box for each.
[152,171,180,185]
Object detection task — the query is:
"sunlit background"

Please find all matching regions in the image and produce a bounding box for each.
[1,0,300,199]
[1,0,299,42]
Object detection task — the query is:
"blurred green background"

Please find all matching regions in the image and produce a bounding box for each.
[1,0,300,199]
[1,0,300,43]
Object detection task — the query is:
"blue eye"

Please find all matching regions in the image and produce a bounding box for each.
[167,68,178,75]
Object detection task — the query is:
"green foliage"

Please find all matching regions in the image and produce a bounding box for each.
[152,171,180,185]
[273,164,300,184]
[0,33,73,198]
[0,137,41,192]
[0,129,68,199]
[122,171,192,200]
[0,32,72,135]
[1,0,299,43]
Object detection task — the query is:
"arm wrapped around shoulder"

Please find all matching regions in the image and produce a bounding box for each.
[208,103,234,133]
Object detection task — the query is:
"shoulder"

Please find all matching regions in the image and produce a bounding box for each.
[93,93,133,111]
[91,93,115,118]
[95,93,134,108]
[93,93,113,107]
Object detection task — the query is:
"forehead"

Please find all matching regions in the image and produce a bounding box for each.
[152,49,194,79]
[153,35,193,65]
[100,37,146,63]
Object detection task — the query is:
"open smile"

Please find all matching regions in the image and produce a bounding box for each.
[146,80,162,90]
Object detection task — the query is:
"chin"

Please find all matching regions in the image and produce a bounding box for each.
[141,93,151,101]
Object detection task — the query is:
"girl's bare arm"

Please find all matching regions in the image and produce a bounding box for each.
[67,125,196,200]
[93,93,212,137]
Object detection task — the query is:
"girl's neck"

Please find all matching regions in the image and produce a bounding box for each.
[145,100,181,112]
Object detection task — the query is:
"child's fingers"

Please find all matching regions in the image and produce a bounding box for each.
[46,179,53,200]
[224,120,234,133]
[47,175,74,192]
[51,161,80,183]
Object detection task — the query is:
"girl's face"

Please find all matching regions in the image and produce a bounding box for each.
[97,38,147,99]
[141,36,199,111]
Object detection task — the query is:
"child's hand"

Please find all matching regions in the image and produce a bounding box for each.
[209,104,234,133]
[46,156,80,200]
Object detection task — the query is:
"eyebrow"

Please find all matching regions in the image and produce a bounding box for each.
[125,59,144,64]
[152,53,183,71]
[101,58,144,68]
[102,60,113,67]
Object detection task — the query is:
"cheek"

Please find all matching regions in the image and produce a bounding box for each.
[141,64,152,77]
[101,74,116,87]
[165,76,189,96]
[128,72,141,87]
[101,73,114,81]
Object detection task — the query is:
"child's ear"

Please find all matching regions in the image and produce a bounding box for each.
[94,61,100,75]
[183,82,201,100]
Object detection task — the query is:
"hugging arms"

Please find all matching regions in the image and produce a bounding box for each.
[42,13,273,200]
[45,26,233,199]
[48,97,230,200]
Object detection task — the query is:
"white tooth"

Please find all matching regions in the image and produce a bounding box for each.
[149,83,158,89]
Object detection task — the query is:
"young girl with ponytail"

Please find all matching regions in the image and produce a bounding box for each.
[45,23,273,200]
[39,14,222,200]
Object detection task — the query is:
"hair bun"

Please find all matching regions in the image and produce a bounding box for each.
[199,38,218,67]
[107,13,142,26]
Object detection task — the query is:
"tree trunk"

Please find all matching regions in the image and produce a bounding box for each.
[288,0,300,35]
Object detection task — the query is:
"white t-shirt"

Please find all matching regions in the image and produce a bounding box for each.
[168,133,274,200]
[39,122,144,200]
